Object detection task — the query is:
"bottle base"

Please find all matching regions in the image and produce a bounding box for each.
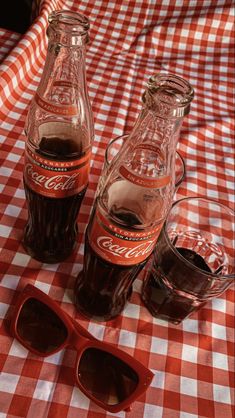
[74,272,125,322]
[22,240,76,264]
[141,286,200,325]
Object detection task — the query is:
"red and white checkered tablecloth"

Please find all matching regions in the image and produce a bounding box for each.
[0,1,234,417]
[0,29,22,63]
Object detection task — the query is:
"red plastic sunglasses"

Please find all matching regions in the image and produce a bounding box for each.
[10,284,154,412]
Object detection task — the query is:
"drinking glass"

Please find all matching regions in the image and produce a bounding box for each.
[104,134,185,190]
[141,197,235,324]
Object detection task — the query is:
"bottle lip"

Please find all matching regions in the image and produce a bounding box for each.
[48,10,90,35]
[144,73,194,117]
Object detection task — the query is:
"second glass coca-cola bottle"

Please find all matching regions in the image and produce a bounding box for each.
[23,10,93,263]
[74,74,194,321]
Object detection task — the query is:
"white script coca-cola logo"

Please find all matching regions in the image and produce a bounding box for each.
[25,163,79,191]
[97,236,155,259]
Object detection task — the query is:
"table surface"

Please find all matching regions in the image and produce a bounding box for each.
[0,1,234,418]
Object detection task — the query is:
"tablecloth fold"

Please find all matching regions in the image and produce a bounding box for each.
[0,1,234,417]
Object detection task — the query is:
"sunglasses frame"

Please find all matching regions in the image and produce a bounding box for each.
[10,284,154,412]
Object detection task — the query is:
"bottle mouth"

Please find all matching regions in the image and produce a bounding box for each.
[144,73,194,117]
[48,10,90,37]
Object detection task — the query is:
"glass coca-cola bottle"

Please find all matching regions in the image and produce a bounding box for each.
[74,74,194,321]
[23,10,94,263]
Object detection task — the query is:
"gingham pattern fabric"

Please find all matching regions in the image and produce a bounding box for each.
[0,29,22,63]
[0,1,234,417]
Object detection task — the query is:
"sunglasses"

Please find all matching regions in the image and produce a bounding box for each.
[10,284,154,412]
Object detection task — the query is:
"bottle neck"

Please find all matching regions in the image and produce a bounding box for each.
[37,42,87,98]
[37,10,90,98]
[129,105,183,154]
[104,104,184,212]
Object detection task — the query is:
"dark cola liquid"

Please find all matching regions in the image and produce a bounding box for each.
[74,210,147,321]
[142,248,212,324]
[23,137,86,263]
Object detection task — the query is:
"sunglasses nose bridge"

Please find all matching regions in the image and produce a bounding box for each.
[69,329,88,350]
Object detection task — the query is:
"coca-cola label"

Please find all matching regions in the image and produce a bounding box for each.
[35,93,77,116]
[89,208,163,266]
[24,146,91,198]
[119,144,170,188]
[119,165,170,189]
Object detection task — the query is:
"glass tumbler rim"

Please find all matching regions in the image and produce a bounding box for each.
[162,196,235,279]
[104,134,129,166]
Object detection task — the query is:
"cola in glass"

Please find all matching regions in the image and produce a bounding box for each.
[141,197,234,324]
[141,247,212,324]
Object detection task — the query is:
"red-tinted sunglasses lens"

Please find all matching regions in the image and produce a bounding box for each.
[16,298,68,354]
[77,348,139,406]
